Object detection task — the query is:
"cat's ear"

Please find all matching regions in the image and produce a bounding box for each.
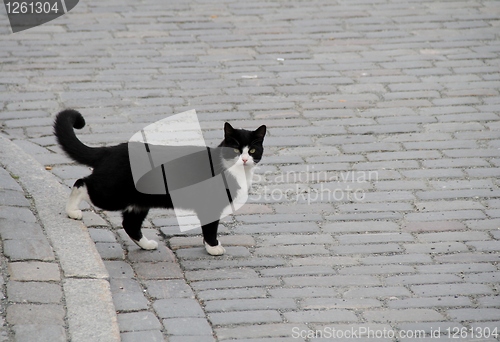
[224,122,235,137]
[254,125,267,140]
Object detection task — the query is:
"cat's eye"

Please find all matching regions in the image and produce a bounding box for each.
[233,148,240,153]
[249,148,256,153]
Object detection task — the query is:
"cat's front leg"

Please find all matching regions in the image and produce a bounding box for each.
[135,236,159,250]
[204,240,225,256]
[201,220,225,256]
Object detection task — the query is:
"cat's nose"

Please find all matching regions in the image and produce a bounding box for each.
[242,157,248,164]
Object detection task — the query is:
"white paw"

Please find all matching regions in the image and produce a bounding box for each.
[67,210,83,220]
[204,241,225,256]
[134,237,158,250]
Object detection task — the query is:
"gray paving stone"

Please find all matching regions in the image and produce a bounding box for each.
[103,261,136,278]
[117,312,162,332]
[88,228,117,243]
[168,336,215,342]
[322,221,399,233]
[0,207,36,223]
[120,330,165,342]
[7,304,65,325]
[402,221,467,232]
[170,235,255,249]
[363,309,445,322]
[290,256,358,267]
[7,281,62,304]
[338,265,413,275]
[0,222,47,240]
[330,243,403,255]
[268,287,338,299]
[3,239,55,261]
[163,317,213,336]
[388,296,472,309]
[260,265,336,277]
[233,222,320,234]
[144,280,195,299]
[284,309,358,323]
[255,245,330,256]
[126,244,176,263]
[301,298,382,310]
[367,150,441,161]
[210,310,282,325]
[175,246,250,259]
[12,325,66,342]
[258,234,335,246]
[113,291,150,312]
[336,233,414,245]
[417,263,497,274]
[133,262,184,280]
[110,279,149,312]
[401,169,466,179]
[464,272,500,283]
[404,242,469,254]
[447,309,500,321]
[467,241,500,252]
[236,213,322,224]
[205,298,296,312]
[185,268,258,282]
[343,286,412,299]
[417,231,490,242]
[405,210,487,221]
[81,211,109,227]
[197,287,267,301]
[7,262,60,281]
[0,169,22,191]
[284,275,380,287]
[182,256,286,270]
[362,254,433,265]
[0,190,30,207]
[411,283,494,297]
[95,242,125,260]
[191,278,281,291]
[476,296,500,308]
[153,298,205,319]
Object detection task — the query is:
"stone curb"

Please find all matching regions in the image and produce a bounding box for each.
[0,134,120,342]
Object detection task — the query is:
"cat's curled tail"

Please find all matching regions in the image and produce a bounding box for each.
[54,109,106,168]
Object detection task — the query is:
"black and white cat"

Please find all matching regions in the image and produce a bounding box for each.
[54,109,266,255]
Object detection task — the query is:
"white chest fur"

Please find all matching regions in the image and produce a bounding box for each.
[222,146,255,208]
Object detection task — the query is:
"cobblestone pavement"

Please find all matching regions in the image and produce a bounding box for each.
[1,0,500,341]
[0,135,119,341]
[0,165,64,342]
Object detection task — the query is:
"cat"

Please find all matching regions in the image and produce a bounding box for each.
[53,109,266,255]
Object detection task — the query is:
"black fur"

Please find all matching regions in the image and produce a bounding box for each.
[54,109,266,248]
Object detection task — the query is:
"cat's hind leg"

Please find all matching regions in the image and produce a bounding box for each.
[66,179,89,220]
[122,207,158,250]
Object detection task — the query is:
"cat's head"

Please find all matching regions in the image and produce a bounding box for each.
[219,122,267,168]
